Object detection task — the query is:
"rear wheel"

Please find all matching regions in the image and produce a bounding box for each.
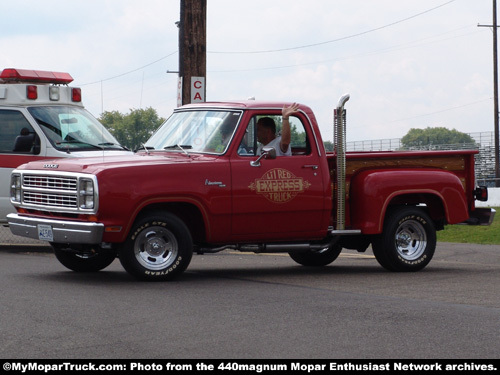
[119,212,193,281]
[52,244,116,272]
[288,243,342,267]
[372,206,436,272]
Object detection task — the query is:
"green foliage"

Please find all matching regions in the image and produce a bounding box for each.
[437,208,500,245]
[262,115,307,148]
[324,141,334,152]
[401,127,476,149]
[99,107,165,151]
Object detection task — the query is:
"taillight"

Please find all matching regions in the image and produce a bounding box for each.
[26,85,37,100]
[474,186,488,202]
[72,88,81,102]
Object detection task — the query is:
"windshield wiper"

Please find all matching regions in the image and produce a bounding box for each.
[164,144,192,156]
[98,142,130,151]
[56,140,104,150]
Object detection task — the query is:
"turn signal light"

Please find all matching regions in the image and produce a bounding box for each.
[105,226,122,233]
[26,85,37,100]
[72,88,82,102]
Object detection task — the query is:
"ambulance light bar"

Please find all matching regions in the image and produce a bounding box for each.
[25,85,82,102]
[0,68,74,84]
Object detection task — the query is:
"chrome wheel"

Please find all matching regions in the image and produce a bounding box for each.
[372,207,436,272]
[119,212,193,280]
[395,219,427,261]
[134,226,179,271]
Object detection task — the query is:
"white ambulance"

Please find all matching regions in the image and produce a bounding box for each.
[0,68,131,224]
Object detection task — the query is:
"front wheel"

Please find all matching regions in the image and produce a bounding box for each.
[372,207,436,272]
[118,212,193,281]
[52,244,116,272]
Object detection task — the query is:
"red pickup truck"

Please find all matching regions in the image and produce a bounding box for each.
[7,96,494,280]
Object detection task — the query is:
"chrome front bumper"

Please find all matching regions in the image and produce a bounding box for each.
[7,213,104,244]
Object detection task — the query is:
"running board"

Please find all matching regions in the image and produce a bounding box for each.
[330,229,362,235]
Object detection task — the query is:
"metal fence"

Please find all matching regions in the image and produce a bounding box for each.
[347,131,498,183]
[347,131,496,152]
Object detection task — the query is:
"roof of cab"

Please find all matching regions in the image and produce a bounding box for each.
[176,100,313,111]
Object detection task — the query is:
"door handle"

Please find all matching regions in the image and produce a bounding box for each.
[302,165,319,170]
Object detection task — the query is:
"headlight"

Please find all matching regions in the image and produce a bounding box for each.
[10,174,21,203]
[79,178,95,209]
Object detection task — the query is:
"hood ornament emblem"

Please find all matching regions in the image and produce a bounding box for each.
[43,164,59,169]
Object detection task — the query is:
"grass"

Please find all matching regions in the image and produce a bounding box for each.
[437,207,499,245]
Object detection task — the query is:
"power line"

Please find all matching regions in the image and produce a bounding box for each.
[208,0,456,54]
[77,1,457,85]
[209,25,478,73]
[386,98,492,124]
[79,51,178,86]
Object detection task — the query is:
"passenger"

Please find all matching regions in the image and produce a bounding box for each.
[215,116,238,152]
[256,103,299,156]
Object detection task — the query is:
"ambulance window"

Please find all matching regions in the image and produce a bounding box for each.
[28,106,122,151]
[0,110,39,154]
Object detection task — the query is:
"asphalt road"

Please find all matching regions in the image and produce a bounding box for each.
[1,243,499,359]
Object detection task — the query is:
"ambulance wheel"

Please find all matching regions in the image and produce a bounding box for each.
[288,243,342,266]
[52,244,116,272]
[119,212,193,281]
[372,206,436,272]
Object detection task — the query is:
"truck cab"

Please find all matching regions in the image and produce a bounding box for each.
[0,68,131,223]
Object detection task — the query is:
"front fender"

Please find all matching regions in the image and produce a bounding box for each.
[349,169,469,234]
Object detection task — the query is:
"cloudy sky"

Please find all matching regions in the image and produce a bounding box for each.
[1,0,496,143]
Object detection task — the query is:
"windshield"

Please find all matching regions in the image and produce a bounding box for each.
[27,106,125,151]
[145,110,242,154]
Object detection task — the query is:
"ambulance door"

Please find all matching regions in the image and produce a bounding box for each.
[0,109,45,222]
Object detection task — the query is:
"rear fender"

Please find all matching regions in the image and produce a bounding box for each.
[349,169,469,234]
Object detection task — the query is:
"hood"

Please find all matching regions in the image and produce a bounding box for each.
[16,151,217,175]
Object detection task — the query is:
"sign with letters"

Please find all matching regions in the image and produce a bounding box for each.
[177,77,183,107]
[191,76,205,103]
[248,168,311,204]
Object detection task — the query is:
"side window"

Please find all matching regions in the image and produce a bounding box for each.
[0,110,39,154]
[238,114,310,156]
[289,117,310,155]
[237,117,257,156]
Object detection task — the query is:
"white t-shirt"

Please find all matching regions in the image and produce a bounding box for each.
[257,136,292,156]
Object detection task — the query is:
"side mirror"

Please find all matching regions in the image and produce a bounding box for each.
[33,133,41,155]
[250,147,276,167]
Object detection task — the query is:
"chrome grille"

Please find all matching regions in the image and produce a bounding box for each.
[23,191,78,208]
[14,171,98,214]
[23,175,77,190]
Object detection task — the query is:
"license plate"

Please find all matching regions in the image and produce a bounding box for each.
[38,224,54,241]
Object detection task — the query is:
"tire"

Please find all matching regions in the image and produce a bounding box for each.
[52,244,116,272]
[372,206,436,272]
[118,212,193,281]
[288,243,342,267]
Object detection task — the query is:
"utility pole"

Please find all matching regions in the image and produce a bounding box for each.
[493,0,499,187]
[479,0,500,187]
[178,0,207,106]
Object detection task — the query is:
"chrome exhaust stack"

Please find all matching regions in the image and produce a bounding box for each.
[334,94,350,230]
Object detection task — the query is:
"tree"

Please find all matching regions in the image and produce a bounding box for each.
[99,108,165,151]
[401,127,476,149]
[324,141,334,152]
